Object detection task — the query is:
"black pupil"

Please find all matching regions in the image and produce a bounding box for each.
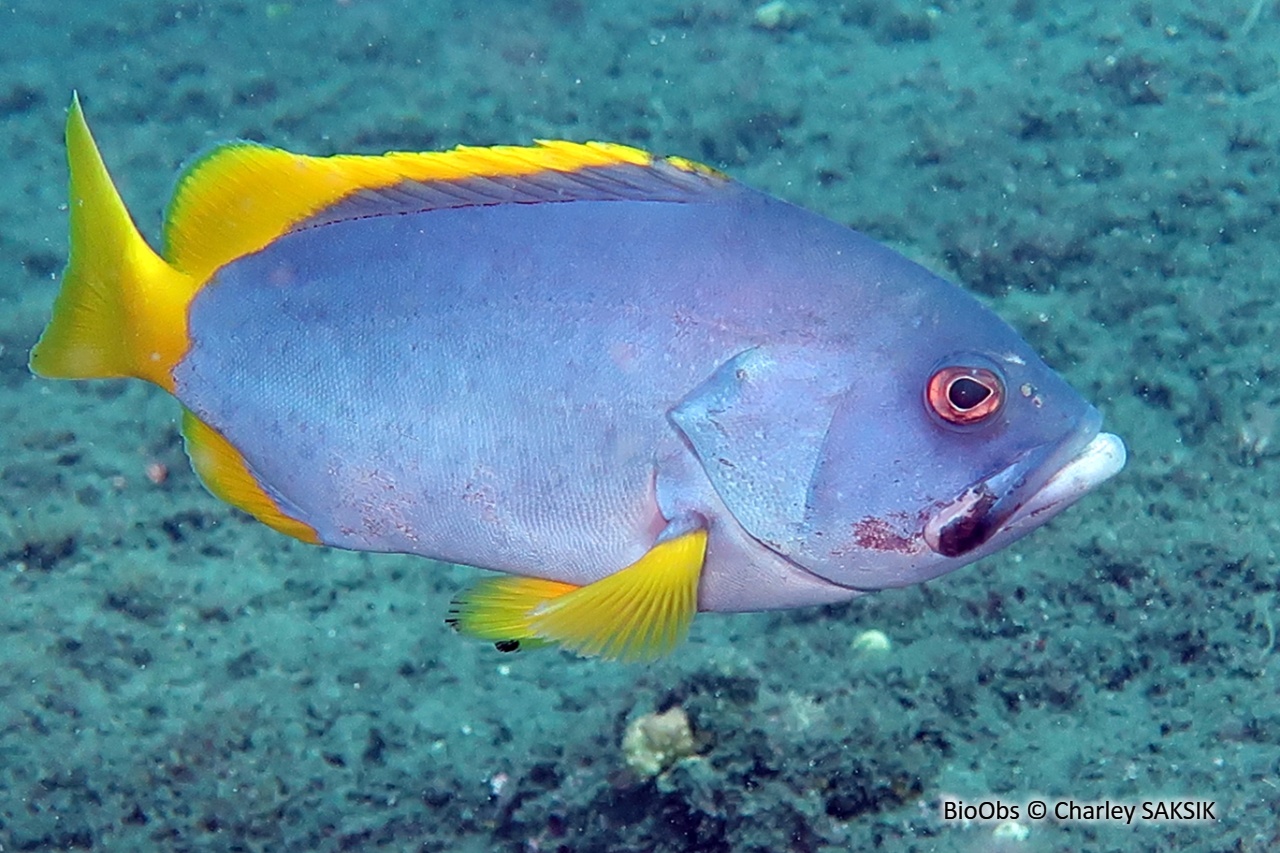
[948,377,991,410]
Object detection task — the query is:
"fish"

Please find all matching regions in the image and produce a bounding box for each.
[30,95,1126,661]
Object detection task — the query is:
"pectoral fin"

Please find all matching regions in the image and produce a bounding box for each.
[447,526,707,662]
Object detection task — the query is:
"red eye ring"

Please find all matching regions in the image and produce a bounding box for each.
[926,366,1004,426]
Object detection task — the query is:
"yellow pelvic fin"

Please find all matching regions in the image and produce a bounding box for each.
[447,576,581,651]
[449,528,707,662]
[29,94,199,392]
[162,137,662,285]
[180,408,319,545]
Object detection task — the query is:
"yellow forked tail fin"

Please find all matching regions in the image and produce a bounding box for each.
[29,94,197,392]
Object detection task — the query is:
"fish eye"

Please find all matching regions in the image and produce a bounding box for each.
[926,364,1004,426]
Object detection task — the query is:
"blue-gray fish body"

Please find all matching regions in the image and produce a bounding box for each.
[175,163,1122,611]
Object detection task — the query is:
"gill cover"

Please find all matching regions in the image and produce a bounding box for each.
[669,345,857,555]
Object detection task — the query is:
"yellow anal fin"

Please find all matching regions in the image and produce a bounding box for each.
[180,408,319,544]
[449,528,707,662]
[29,94,198,391]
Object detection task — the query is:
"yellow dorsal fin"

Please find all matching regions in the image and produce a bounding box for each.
[161,138,721,285]
[448,528,707,662]
[29,94,198,390]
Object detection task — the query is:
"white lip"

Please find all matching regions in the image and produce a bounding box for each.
[1004,432,1126,534]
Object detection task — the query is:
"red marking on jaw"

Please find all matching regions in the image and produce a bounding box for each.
[851,516,920,554]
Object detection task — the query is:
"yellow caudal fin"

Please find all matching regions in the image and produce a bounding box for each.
[448,528,707,662]
[29,94,198,392]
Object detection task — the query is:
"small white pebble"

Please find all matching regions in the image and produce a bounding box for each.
[992,820,1030,841]
[851,629,892,654]
[753,0,798,30]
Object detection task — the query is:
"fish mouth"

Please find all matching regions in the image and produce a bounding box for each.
[924,411,1127,558]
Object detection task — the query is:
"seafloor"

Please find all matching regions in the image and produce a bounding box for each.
[1,1,1277,851]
